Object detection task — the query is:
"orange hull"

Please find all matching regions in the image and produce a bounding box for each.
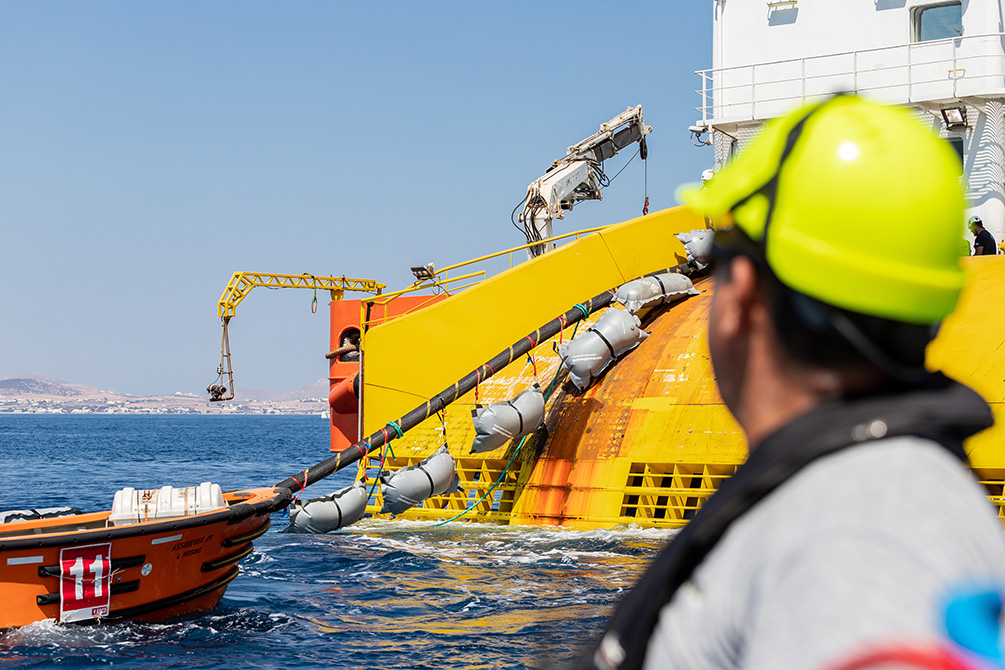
[0,487,287,629]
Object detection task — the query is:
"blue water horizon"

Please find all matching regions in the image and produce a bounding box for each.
[0,414,666,669]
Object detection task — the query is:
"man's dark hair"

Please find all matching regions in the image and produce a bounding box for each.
[713,226,936,380]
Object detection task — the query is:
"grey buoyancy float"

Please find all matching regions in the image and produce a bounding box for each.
[615,272,699,314]
[380,445,460,516]
[287,479,368,533]
[471,383,545,453]
[675,229,715,270]
[556,306,648,391]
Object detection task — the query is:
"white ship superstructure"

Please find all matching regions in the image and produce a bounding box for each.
[693,0,1005,246]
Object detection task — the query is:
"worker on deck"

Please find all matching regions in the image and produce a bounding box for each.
[700,169,716,228]
[582,95,1005,670]
[970,216,999,256]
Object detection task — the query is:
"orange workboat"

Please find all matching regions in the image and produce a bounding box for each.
[0,486,287,629]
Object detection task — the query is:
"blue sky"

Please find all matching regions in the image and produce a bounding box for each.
[0,2,713,397]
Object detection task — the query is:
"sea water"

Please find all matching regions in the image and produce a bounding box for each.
[0,415,671,669]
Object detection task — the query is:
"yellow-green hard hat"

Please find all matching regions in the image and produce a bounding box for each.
[679,95,966,325]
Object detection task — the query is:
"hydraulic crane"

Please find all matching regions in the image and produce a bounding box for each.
[518,105,652,256]
[207,272,385,401]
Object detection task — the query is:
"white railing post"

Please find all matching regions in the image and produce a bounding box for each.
[853,51,858,93]
[907,43,913,101]
[952,37,958,98]
[702,71,709,123]
[801,57,806,102]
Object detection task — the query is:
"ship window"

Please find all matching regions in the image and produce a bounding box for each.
[913,2,962,42]
[946,135,965,174]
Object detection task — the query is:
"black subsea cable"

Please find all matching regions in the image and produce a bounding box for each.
[274,287,619,494]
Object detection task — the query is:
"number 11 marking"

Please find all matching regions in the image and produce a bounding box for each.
[59,543,111,623]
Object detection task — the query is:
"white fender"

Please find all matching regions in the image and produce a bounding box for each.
[556,306,648,391]
[288,479,368,533]
[380,445,460,515]
[675,229,715,270]
[615,272,699,314]
[471,383,545,453]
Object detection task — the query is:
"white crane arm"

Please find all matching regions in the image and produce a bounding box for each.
[518,106,652,256]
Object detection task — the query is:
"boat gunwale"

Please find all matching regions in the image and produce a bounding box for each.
[0,487,288,551]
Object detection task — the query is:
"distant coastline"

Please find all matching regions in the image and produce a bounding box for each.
[0,373,329,416]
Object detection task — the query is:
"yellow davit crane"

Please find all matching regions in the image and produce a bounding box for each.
[208,272,385,401]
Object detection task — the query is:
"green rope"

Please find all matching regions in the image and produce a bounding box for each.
[387,420,404,439]
[431,433,529,527]
[543,360,567,402]
[573,303,590,319]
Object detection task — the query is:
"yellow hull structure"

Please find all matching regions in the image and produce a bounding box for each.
[357,205,706,526]
[352,207,1005,529]
[361,206,702,426]
[508,274,744,529]
[928,255,1005,523]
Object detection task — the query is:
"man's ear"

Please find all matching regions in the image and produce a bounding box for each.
[718,256,760,336]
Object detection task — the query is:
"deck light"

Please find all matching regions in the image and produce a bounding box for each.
[410,262,436,281]
[941,106,968,129]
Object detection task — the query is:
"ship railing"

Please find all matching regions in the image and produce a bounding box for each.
[695,31,1005,126]
[360,225,608,329]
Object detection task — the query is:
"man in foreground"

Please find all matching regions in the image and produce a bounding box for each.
[583,95,1005,670]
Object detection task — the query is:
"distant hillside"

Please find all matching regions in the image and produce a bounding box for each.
[0,372,329,415]
[0,377,81,397]
[0,372,111,393]
[0,372,105,396]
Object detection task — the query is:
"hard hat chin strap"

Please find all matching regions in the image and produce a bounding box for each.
[728,93,849,249]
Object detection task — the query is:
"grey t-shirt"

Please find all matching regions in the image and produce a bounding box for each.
[642,437,1005,670]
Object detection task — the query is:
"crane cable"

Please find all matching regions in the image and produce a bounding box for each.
[643,152,650,215]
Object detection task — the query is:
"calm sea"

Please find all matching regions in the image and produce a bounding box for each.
[0,415,670,669]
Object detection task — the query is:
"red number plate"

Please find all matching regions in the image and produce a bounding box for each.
[59,543,111,623]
